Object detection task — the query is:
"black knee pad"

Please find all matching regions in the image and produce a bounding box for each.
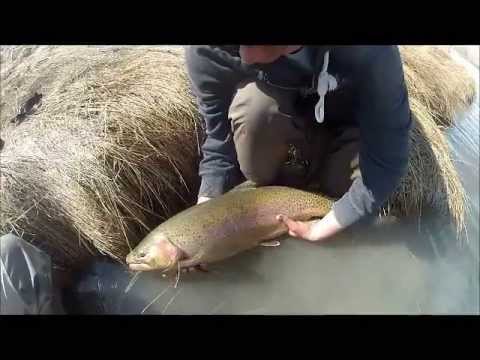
[0,233,23,257]
[1,234,55,314]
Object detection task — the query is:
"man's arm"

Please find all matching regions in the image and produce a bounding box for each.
[278,46,412,239]
[185,46,243,199]
[334,46,412,225]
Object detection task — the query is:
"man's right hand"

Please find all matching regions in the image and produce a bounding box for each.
[197,196,212,204]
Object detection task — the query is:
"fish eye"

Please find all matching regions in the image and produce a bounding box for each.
[137,251,146,258]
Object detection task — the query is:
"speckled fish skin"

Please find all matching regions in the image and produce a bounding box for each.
[130,186,333,268]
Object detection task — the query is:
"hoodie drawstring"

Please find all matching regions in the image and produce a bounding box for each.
[314,51,338,123]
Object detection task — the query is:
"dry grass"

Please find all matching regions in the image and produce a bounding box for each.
[384,98,468,236]
[1,46,202,268]
[388,46,477,236]
[400,46,476,128]
[0,46,476,268]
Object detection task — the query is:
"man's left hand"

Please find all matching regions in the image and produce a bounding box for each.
[276,210,345,242]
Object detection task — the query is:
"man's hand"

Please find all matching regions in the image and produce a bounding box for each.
[276,210,345,242]
[197,196,212,204]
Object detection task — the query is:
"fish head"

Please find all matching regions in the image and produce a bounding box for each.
[126,232,180,272]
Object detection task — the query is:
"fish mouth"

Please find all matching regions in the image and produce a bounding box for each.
[126,255,151,271]
[127,256,177,272]
[126,253,155,271]
[128,262,155,271]
[126,235,181,272]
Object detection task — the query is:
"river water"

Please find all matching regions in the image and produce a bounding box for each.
[64,48,479,315]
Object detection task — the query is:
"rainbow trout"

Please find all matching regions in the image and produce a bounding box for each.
[126,185,333,272]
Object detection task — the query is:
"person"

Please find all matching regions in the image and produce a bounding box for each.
[1,233,66,314]
[185,45,412,242]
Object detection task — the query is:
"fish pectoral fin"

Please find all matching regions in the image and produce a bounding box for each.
[260,240,281,247]
[178,251,204,268]
[257,225,288,247]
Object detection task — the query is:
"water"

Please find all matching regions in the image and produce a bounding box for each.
[64,49,480,315]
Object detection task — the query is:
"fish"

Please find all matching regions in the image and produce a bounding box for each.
[125,184,333,272]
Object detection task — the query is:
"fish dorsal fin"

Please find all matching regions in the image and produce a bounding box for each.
[228,180,259,193]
